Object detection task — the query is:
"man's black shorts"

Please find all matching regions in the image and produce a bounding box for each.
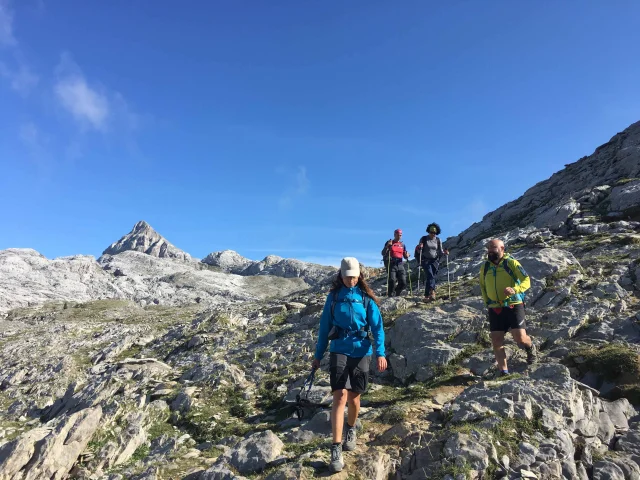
[330,353,370,394]
[488,304,526,332]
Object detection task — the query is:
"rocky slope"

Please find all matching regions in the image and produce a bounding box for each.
[202,251,336,286]
[447,120,640,249]
[1,121,640,480]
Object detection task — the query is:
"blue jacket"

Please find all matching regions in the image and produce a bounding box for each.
[314,286,385,360]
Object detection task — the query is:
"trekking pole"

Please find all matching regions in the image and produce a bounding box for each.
[407,259,413,296]
[447,254,451,301]
[417,249,422,296]
[386,251,391,297]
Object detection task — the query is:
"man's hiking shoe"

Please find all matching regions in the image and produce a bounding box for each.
[526,343,538,365]
[329,443,344,472]
[429,291,436,301]
[343,425,357,451]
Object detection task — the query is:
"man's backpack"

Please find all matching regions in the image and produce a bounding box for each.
[327,290,371,340]
[482,257,526,307]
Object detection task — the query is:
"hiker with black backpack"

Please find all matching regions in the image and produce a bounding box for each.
[381,229,410,297]
[479,239,537,376]
[312,257,387,473]
[415,223,449,302]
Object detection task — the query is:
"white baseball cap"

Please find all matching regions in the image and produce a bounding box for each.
[340,257,360,277]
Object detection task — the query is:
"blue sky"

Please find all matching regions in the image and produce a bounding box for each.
[1,1,639,267]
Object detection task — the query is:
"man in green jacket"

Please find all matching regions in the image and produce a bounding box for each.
[479,239,537,375]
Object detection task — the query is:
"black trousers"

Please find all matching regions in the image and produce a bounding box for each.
[387,261,407,296]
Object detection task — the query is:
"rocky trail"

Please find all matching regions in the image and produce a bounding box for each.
[1,121,640,479]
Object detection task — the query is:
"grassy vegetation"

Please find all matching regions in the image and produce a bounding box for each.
[283,438,328,457]
[177,386,254,443]
[113,344,144,362]
[379,405,407,424]
[428,459,473,480]
[147,421,176,441]
[383,307,410,328]
[130,444,151,463]
[271,312,288,326]
[569,344,640,381]
[615,177,640,186]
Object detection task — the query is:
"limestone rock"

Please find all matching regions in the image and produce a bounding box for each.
[228,430,284,474]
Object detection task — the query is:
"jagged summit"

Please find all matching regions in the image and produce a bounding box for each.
[102,220,191,262]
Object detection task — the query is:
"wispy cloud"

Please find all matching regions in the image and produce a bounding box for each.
[278,165,309,209]
[0,1,39,95]
[54,53,110,131]
[0,0,16,47]
[0,60,38,94]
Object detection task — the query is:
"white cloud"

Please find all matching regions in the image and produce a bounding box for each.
[0,0,16,47]
[0,1,38,95]
[278,166,309,209]
[54,55,110,131]
[0,61,38,94]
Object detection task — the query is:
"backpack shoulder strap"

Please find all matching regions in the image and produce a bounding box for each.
[502,258,519,284]
[330,290,338,322]
[483,261,491,278]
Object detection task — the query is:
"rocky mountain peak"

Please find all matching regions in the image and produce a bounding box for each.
[102,220,191,262]
[448,120,640,249]
[201,249,253,274]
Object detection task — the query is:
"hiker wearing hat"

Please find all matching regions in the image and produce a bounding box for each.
[416,223,449,302]
[381,229,410,296]
[480,239,537,376]
[312,257,387,473]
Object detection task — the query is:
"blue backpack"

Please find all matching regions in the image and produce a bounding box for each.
[328,290,371,340]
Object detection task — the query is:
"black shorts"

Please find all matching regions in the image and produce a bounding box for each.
[488,304,526,332]
[330,353,370,394]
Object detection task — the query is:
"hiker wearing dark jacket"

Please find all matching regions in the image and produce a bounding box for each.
[416,223,449,302]
[312,257,387,473]
[479,239,537,376]
[381,229,409,296]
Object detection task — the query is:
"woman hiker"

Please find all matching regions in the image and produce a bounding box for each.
[416,222,449,302]
[312,257,387,473]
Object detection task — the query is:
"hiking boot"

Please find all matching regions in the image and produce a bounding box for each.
[429,291,436,301]
[526,343,538,365]
[343,425,357,451]
[329,443,344,473]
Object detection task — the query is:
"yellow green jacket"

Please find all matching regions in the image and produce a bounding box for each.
[479,253,530,307]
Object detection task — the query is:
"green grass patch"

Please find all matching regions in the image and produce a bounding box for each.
[615,178,640,186]
[383,308,409,328]
[130,444,150,463]
[271,312,288,326]
[364,384,406,404]
[428,459,473,480]
[615,236,640,246]
[113,344,144,362]
[569,344,640,381]
[379,405,407,424]
[148,421,176,440]
[284,438,328,457]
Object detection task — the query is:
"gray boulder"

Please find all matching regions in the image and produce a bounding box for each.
[228,430,284,474]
